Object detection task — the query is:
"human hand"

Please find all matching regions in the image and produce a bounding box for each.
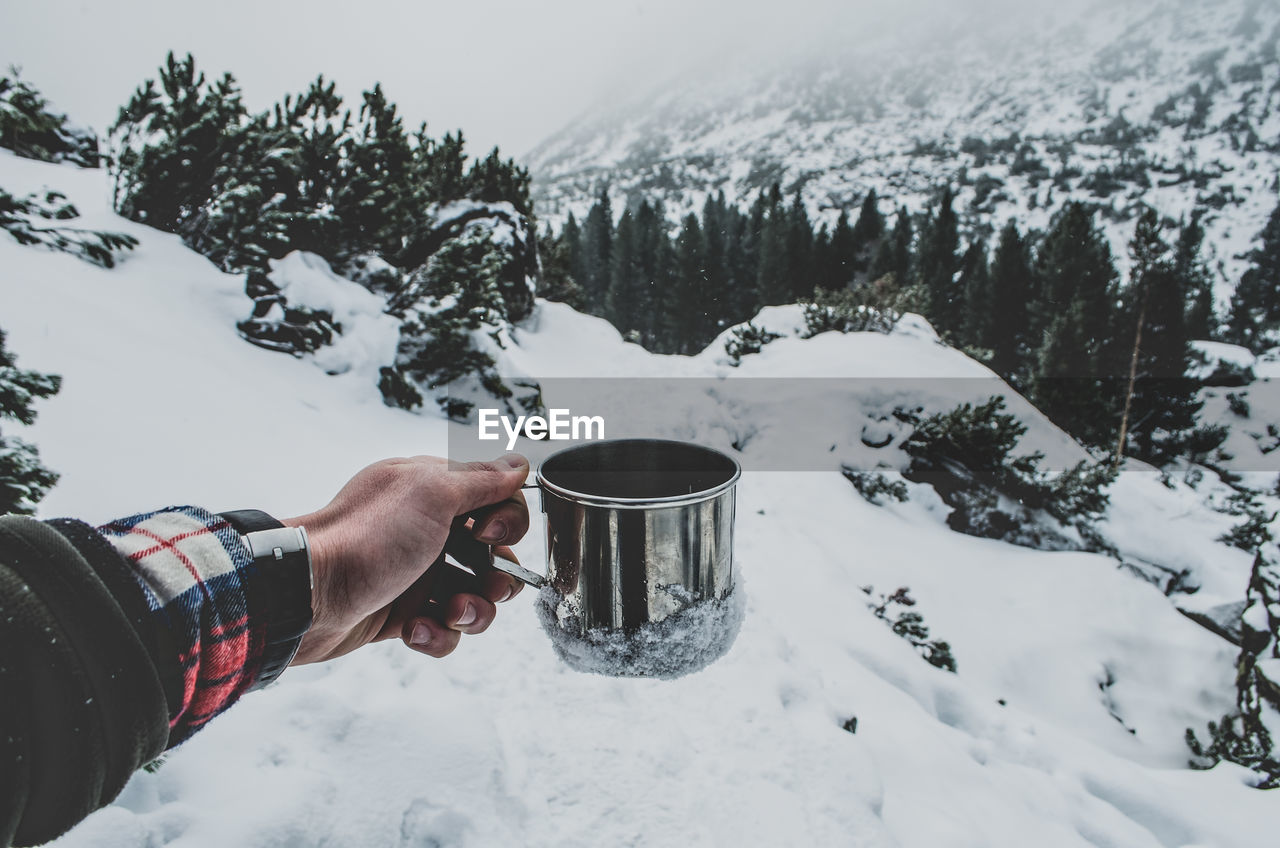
[282,454,530,665]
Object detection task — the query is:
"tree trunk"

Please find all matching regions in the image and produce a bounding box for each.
[1114,284,1150,467]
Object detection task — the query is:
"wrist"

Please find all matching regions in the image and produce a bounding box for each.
[219,510,312,687]
[281,510,347,665]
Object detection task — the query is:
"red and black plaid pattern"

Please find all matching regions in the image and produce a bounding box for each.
[98,506,265,745]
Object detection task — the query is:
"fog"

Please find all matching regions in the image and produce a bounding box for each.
[2,0,1099,159]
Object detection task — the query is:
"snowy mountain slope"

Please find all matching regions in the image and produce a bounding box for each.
[530,0,1280,296]
[2,152,1276,846]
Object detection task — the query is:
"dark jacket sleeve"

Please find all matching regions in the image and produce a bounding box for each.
[0,516,169,847]
[0,505,270,847]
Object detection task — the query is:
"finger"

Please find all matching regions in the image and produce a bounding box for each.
[378,557,444,641]
[448,454,530,515]
[483,555,523,603]
[403,616,461,658]
[471,489,530,545]
[441,592,498,635]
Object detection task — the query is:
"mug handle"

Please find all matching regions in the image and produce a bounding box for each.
[423,509,547,621]
[444,510,547,588]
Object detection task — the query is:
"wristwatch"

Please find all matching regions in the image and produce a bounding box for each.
[219,509,313,690]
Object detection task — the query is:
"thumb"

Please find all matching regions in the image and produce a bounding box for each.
[450,454,530,515]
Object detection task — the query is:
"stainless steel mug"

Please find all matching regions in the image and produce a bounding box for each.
[535,438,741,633]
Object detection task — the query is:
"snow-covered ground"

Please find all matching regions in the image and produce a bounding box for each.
[2,150,1277,846]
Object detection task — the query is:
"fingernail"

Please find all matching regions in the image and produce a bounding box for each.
[476,519,508,543]
[455,603,477,628]
[498,585,515,603]
[410,622,433,647]
[498,453,526,469]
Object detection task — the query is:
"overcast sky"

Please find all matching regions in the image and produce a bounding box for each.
[2,0,1053,160]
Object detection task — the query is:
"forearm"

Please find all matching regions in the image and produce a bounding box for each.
[0,506,287,846]
[96,506,279,743]
[0,515,170,846]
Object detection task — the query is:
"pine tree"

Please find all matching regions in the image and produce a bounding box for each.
[384,228,511,417]
[916,187,961,336]
[109,55,543,410]
[466,146,532,216]
[196,109,298,270]
[1226,197,1280,351]
[1,189,139,268]
[1177,212,1216,340]
[849,189,885,269]
[823,209,856,291]
[607,207,645,338]
[0,328,60,515]
[785,191,815,301]
[1029,202,1120,446]
[721,202,754,324]
[0,70,99,167]
[536,224,584,309]
[667,214,708,353]
[732,188,770,317]
[418,130,468,206]
[870,206,913,285]
[636,199,674,348]
[110,53,249,247]
[812,222,835,291]
[958,240,993,351]
[562,212,583,284]
[701,192,733,336]
[1116,207,1201,463]
[113,58,348,272]
[580,187,613,314]
[333,83,415,263]
[756,186,791,306]
[987,220,1033,381]
[273,77,349,259]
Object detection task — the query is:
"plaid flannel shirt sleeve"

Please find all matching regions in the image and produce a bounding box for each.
[97,506,266,746]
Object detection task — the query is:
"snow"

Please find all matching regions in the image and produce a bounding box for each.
[535,582,745,679]
[267,250,402,379]
[1,149,1276,847]
[1192,340,1257,371]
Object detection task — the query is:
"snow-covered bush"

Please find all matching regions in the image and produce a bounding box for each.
[1187,546,1280,788]
[901,396,1118,551]
[1226,391,1250,417]
[1204,359,1255,388]
[842,467,908,505]
[724,321,782,365]
[1217,490,1276,553]
[1,188,137,268]
[0,71,99,167]
[383,224,539,419]
[862,585,957,672]
[801,287,901,337]
[108,54,539,413]
[0,328,60,515]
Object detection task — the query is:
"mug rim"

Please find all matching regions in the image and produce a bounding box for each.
[535,438,741,509]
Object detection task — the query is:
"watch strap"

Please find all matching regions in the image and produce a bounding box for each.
[219,509,313,690]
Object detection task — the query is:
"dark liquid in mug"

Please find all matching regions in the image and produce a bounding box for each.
[539,439,738,500]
